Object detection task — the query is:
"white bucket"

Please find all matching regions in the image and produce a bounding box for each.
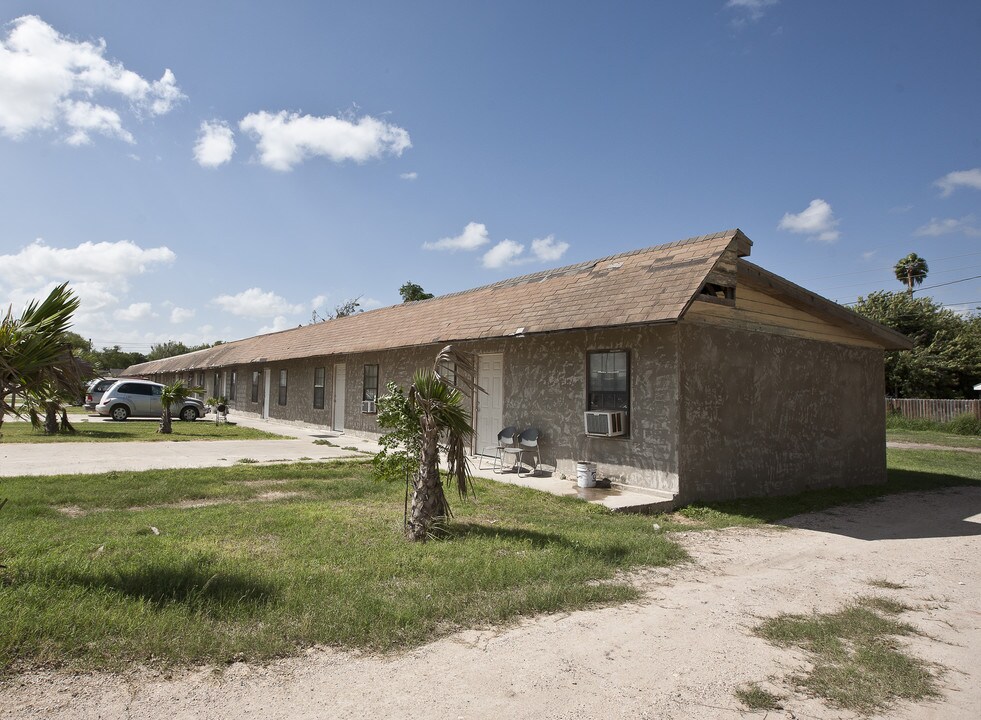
[576,462,597,488]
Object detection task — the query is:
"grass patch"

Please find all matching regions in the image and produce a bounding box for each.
[886,428,981,450]
[656,448,981,531]
[0,420,287,443]
[0,461,685,674]
[312,439,338,446]
[868,579,908,590]
[755,602,939,714]
[236,458,259,464]
[857,595,913,615]
[734,683,783,711]
[886,412,981,437]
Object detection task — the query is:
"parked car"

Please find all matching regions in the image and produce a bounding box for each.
[83,377,119,411]
[95,379,208,422]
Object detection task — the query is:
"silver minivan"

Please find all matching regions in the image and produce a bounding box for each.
[95,379,208,421]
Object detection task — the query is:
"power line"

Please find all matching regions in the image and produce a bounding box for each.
[797,250,981,282]
[913,274,981,292]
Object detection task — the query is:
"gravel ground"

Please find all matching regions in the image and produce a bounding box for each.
[4,486,979,719]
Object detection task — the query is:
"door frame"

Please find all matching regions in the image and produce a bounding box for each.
[332,362,346,432]
[475,353,504,454]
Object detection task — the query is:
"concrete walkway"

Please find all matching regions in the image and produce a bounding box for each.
[0,413,672,512]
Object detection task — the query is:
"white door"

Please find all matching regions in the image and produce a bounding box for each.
[332,363,346,432]
[475,353,504,453]
[262,367,271,419]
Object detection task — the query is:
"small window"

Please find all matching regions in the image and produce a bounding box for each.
[363,364,379,402]
[251,370,260,403]
[228,371,237,402]
[213,372,220,398]
[587,351,629,413]
[313,367,326,409]
[278,369,288,406]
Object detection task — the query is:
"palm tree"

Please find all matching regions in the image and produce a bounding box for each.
[0,283,85,437]
[159,380,205,434]
[405,346,480,541]
[894,253,929,294]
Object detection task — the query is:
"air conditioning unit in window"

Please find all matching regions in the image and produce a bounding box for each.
[361,400,377,414]
[584,410,626,437]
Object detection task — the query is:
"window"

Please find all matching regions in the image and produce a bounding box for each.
[119,382,153,395]
[278,369,288,405]
[587,351,629,413]
[213,372,220,398]
[313,367,326,409]
[363,364,379,401]
[251,370,260,403]
[228,371,237,402]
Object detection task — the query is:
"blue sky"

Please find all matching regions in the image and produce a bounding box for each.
[1,1,979,350]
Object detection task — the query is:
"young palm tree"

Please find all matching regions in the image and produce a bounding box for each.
[0,283,84,437]
[158,380,205,434]
[894,253,929,294]
[405,346,480,541]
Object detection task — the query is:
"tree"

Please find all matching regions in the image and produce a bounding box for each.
[89,345,148,373]
[399,282,434,303]
[147,340,212,361]
[158,380,204,434]
[331,296,363,319]
[376,345,480,541]
[894,253,929,294]
[853,290,981,398]
[0,283,86,437]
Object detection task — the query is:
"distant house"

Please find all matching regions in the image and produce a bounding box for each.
[125,229,910,505]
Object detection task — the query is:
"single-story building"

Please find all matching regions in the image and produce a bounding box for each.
[124,229,911,505]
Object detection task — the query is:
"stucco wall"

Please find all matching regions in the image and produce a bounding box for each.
[677,322,887,504]
[488,327,680,492]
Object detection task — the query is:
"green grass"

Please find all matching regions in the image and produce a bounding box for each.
[0,420,287,443]
[886,428,981,449]
[886,412,981,437]
[657,448,981,531]
[0,461,685,674]
[734,683,783,711]
[755,601,939,713]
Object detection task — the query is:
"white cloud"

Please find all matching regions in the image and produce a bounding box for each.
[212,287,305,319]
[238,110,411,171]
[258,315,294,334]
[0,16,184,144]
[113,302,154,321]
[861,250,877,261]
[193,120,235,167]
[423,222,490,251]
[400,171,418,180]
[726,0,779,21]
[914,215,981,237]
[530,235,569,262]
[170,306,195,324]
[482,240,525,269]
[310,294,328,311]
[0,239,175,288]
[777,198,840,242]
[935,168,981,197]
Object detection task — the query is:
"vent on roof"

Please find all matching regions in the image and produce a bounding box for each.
[699,283,735,301]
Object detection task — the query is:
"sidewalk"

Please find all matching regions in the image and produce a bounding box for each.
[0,414,672,511]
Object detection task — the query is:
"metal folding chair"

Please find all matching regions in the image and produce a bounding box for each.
[501,427,541,477]
[478,426,518,472]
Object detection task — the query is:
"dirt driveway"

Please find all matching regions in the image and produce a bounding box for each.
[5,486,979,719]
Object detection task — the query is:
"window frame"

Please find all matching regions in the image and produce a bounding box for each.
[251,370,260,403]
[586,349,630,433]
[362,364,379,402]
[228,370,237,402]
[278,369,288,406]
[313,367,326,409]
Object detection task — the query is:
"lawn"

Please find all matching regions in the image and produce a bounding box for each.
[0,447,976,676]
[886,428,981,450]
[0,461,685,674]
[0,419,287,443]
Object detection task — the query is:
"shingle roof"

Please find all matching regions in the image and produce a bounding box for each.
[123,229,744,374]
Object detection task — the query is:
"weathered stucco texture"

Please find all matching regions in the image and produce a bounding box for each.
[486,326,680,493]
[677,322,886,504]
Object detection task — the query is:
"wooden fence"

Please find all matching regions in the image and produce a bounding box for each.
[886,398,981,423]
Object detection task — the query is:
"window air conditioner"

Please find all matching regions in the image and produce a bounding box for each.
[361,400,377,414]
[584,410,626,437]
